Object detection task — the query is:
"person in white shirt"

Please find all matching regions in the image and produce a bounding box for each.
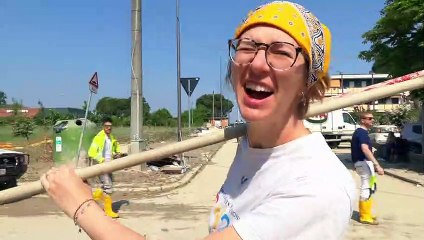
[40,1,356,239]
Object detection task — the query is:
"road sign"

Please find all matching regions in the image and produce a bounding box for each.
[89,72,99,94]
[180,77,199,97]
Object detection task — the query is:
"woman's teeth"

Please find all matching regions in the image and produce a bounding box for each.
[245,83,272,93]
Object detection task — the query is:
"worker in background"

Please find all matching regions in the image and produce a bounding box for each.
[88,117,122,218]
[351,112,384,225]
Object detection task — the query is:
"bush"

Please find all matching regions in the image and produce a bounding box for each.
[0,116,15,126]
[12,117,36,141]
[351,104,420,126]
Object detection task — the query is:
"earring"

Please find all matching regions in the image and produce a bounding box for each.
[300,92,306,106]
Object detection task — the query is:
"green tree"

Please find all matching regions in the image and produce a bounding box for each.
[150,108,174,126]
[45,110,63,125]
[193,105,210,125]
[12,117,36,141]
[0,91,7,106]
[95,97,151,120]
[359,0,424,101]
[33,100,49,126]
[182,105,211,127]
[386,104,419,127]
[88,110,103,124]
[82,100,88,111]
[142,97,151,123]
[96,97,130,117]
[10,98,23,116]
[196,94,234,118]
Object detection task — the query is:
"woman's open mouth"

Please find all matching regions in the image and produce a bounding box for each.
[244,83,274,100]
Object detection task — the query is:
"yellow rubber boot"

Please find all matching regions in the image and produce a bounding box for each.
[92,188,103,201]
[359,199,378,225]
[103,194,119,218]
[369,198,378,221]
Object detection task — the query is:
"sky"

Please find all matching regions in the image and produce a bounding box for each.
[0,0,385,122]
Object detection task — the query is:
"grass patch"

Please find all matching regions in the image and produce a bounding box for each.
[0,125,192,147]
[113,126,191,144]
[0,125,52,145]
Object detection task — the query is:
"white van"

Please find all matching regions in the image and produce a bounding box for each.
[341,110,359,142]
[304,109,358,148]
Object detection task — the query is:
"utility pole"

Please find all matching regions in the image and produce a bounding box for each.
[220,57,223,119]
[212,91,215,126]
[130,0,143,154]
[176,0,182,142]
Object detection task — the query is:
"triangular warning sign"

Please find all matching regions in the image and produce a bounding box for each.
[180,77,199,97]
[89,72,99,94]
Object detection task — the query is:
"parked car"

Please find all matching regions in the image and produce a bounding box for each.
[369,125,400,145]
[401,122,423,154]
[0,149,29,190]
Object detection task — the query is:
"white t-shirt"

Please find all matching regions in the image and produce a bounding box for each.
[103,137,112,162]
[208,133,356,240]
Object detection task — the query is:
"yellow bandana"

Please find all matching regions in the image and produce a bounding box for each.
[234,1,331,86]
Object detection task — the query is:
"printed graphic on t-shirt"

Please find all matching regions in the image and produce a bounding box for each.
[209,187,240,233]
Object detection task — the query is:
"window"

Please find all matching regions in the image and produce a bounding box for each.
[378,97,390,104]
[343,80,349,89]
[361,81,367,87]
[391,98,399,104]
[354,81,362,87]
[412,125,422,134]
[349,81,355,88]
[343,112,356,125]
[367,80,372,86]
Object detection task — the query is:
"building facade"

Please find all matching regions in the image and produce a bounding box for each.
[327,73,409,112]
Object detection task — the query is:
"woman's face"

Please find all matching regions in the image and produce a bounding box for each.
[231,26,308,123]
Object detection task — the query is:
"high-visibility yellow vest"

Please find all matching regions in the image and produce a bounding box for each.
[88,130,120,163]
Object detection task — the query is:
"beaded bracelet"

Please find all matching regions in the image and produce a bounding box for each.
[73,198,95,233]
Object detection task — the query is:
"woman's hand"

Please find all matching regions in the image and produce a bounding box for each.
[40,165,93,218]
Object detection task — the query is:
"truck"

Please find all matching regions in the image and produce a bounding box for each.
[304,109,358,148]
[0,149,29,190]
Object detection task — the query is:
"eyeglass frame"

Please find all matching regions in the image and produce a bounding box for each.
[228,38,303,71]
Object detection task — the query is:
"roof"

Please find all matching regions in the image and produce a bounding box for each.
[0,108,40,118]
[331,73,390,80]
[0,149,25,155]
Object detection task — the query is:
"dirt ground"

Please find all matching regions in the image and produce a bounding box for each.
[2,141,423,240]
[16,140,224,188]
[1,139,224,219]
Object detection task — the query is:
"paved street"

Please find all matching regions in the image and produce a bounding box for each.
[1,140,423,240]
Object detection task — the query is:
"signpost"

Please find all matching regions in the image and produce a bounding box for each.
[76,72,98,167]
[180,77,199,129]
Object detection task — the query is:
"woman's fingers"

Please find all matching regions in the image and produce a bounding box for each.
[40,165,92,218]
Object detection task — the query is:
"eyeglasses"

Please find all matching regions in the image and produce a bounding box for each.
[362,117,374,120]
[104,124,113,128]
[228,38,303,71]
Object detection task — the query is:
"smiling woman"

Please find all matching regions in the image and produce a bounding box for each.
[209,1,356,239]
[39,1,356,240]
